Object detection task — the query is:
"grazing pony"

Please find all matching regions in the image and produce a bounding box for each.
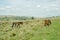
[12,22,23,28]
[44,19,51,26]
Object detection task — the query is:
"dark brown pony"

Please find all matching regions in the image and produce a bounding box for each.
[12,22,23,28]
[44,19,51,26]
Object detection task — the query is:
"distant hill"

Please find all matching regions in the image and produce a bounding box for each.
[0,15,60,21]
[0,15,31,21]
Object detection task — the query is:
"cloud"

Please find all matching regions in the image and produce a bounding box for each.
[36,5,40,7]
[0,7,5,10]
[5,6,12,9]
[0,0,60,17]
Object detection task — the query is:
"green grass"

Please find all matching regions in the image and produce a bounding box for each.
[0,18,60,40]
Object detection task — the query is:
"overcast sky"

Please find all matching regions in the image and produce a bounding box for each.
[0,0,60,17]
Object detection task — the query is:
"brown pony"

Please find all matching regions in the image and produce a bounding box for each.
[12,22,23,28]
[44,19,51,26]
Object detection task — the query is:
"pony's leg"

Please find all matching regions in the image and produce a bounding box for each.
[12,23,14,28]
[47,24,50,27]
[15,24,17,28]
[18,24,20,28]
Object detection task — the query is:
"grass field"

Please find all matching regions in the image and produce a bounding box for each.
[0,17,60,40]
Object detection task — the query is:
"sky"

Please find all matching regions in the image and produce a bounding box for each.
[0,0,60,17]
